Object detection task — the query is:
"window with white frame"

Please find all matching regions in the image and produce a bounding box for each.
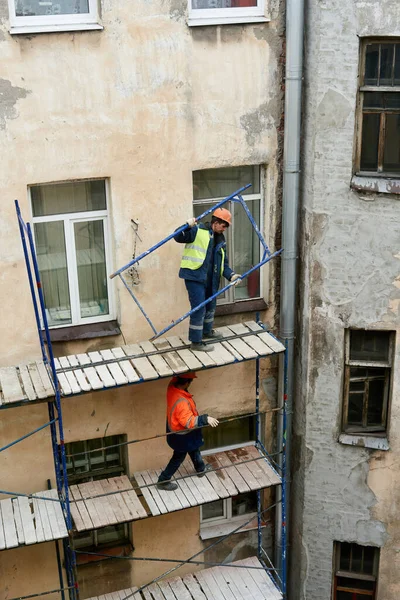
[193,166,263,305]
[188,0,268,26]
[8,0,101,35]
[64,435,131,555]
[31,179,113,328]
[200,415,259,538]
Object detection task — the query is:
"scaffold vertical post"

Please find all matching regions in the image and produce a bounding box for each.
[281,343,288,597]
[256,355,262,559]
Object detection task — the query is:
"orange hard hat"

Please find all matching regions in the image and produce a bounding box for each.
[178,372,197,380]
[212,207,232,226]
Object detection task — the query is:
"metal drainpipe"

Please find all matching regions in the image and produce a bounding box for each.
[275,0,305,586]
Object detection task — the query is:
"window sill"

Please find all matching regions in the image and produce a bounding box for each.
[200,516,265,540]
[351,174,400,195]
[46,320,121,343]
[188,16,269,27]
[339,433,390,451]
[9,22,103,35]
[215,298,267,317]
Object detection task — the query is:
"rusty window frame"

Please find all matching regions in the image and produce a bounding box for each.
[332,543,379,600]
[355,39,400,176]
[342,330,394,435]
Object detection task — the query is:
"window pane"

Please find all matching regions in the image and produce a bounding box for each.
[340,543,352,570]
[32,180,106,217]
[337,577,374,591]
[74,220,109,319]
[383,114,400,173]
[348,391,364,425]
[363,546,375,575]
[233,199,261,300]
[352,544,363,572]
[202,499,224,520]
[336,593,353,600]
[202,416,255,451]
[395,45,400,85]
[363,92,384,109]
[367,379,385,426]
[232,492,257,517]
[360,113,380,171]
[35,221,72,327]
[385,93,400,109]
[97,524,127,546]
[364,44,379,85]
[15,0,89,17]
[350,331,390,362]
[192,1,257,8]
[380,44,395,86]
[193,166,259,201]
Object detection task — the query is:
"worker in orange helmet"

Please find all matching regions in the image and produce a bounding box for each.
[174,207,241,352]
[157,372,219,491]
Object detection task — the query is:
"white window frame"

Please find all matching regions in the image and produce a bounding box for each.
[200,441,259,539]
[31,181,115,329]
[8,0,102,35]
[193,190,264,306]
[188,0,269,26]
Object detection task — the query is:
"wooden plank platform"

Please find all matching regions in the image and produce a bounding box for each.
[134,445,281,518]
[0,489,67,550]
[83,557,282,600]
[0,323,285,408]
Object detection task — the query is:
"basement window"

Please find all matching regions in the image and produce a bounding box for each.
[333,542,379,600]
[353,40,400,189]
[8,0,102,34]
[342,330,394,437]
[188,0,269,27]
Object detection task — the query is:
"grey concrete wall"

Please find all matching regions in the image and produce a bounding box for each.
[292,1,400,599]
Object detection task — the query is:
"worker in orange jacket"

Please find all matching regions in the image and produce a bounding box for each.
[157,372,219,491]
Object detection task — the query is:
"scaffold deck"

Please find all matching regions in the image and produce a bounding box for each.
[83,557,282,600]
[0,490,68,550]
[0,322,284,408]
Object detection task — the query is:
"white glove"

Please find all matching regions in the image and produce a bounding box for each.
[207,416,219,428]
[186,217,197,228]
[230,273,242,284]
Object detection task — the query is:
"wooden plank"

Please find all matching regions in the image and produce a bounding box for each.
[153,338,172,351]
[18,364,37,401]
[201,568,236,600]
[195,570,226,600]
[177,464,207,505]
[12,498,25,545]
[227,323,250,336]
[203,454,237,496]
[206,343,236,366]
[227,338,258,360]
[40,491,61,540]
[100,349,115,361]
[59,356,71,369]
[225,448,261,491]
[220,566,254,600]
[111,347,126,359]
[165,335,185,349]
[108,362,129,386]
[31,496,45,543]
[53,358,61,370]
[122,343,143,357]
[119,360,141,383]
[245,446,281,485]
[83,367,104,390]
[77,482,104,529]
[163,351,190,374]
[257,331,285,354]
[134,471,161,517]
[221,341,244,362]
[156,581,177,600]
[214,326,234,339]
[176,349,203,371]
[202,458,231,499]
[50,489,68,538]
[18,497,36,545]
[90,480,117,526]
[0,506,6,550]
[242,335,274,357]
[243,557,282,599]
[148,354,174,377]
[69,485,93,532]
[27,363,49,399]
[229,562,268,600]
[67,355,80,367]
[190,349,216,367]
[102,479,133,522]
[36,362,55,396]
[64,370,82,394]
[140,340,157,354]
[212,452,250,494]
[244,321,263,333]
[73,369,92,392]
[146,584,166,600]
[95,365,116,388]
[0,367,25,403]
[120,489,147,520]
[240,449,275,489]
[131,357,159,381]
[76,353,92,366]
[1,499,18,549]
[150,469,185,512]
[88,351,102,363]
[179,462,219,504]
[182,574,207,600]
[57,372,72,395]
[172,468,198,507]
[140,471,169,514]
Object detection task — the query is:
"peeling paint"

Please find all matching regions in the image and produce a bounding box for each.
[351,175,400,195]
[0,79,31,129]
[240,101,276,146]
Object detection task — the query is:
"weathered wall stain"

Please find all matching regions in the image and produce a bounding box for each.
[0,79,31,129]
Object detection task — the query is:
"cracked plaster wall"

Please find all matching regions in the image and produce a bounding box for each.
[292,1,400,599]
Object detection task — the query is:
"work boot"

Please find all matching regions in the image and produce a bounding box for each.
[190,342,214,353]
[203,330,223,340]
[197,464,213,478]
[157,480,178,491]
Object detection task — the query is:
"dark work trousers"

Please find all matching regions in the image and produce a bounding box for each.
[185,280,217,343]
[158,449,205,482]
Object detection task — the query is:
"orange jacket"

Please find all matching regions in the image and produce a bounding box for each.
[167,382,202,432]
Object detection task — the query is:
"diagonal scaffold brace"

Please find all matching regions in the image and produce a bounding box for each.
[110,184,282,340]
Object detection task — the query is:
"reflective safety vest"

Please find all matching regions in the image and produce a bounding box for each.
[167,383,199,432]
[180,227,224,277]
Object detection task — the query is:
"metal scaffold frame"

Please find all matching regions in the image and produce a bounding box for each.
[3,198,288,600]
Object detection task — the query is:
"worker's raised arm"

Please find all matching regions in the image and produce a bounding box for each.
[174,220,198,244]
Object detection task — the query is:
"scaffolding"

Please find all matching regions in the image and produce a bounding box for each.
[0,196,288,600]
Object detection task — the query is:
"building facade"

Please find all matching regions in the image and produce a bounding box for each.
[0,1,285,599]
[293,1,400,599]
